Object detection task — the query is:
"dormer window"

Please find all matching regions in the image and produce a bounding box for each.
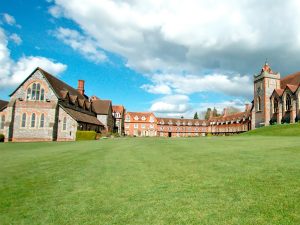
[141,116,146,121]
[149,116,154,122]
[26,82,45,101]
[125,115,130,122]
[134,116,139,120]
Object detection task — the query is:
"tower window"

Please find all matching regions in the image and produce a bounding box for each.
[257,96,262,111]
[286,94,292,111]
[273,99,278,113]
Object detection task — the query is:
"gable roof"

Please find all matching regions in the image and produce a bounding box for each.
[285,84,298,93]
[0,100,8,111]
[112,105,125,114]
[92,99,112,115]
[157,117,206,126]
[10,67,87,100]
[280,71,300,89]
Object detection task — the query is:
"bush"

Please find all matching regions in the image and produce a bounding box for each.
[0,134,4,142]
[76,131,97,141]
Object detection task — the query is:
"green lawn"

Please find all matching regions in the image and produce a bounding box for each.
[0,137,299,224]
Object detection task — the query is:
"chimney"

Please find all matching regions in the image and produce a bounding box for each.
[77,80,85,95]
[245,103,251,112]
[223,108,228,117]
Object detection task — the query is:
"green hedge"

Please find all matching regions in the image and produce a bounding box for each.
[0,134,4,142]
[76,131,97,141]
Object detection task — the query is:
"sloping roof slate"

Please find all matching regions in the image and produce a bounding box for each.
[92,100,111,115]
[62,106,104,126]
[280,71,300,89]
[0,100,8,111]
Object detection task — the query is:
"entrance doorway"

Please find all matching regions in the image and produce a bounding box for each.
[168,132,172,137]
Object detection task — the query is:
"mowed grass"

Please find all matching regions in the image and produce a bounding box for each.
[0,137,300,224]
[243,123,300,136]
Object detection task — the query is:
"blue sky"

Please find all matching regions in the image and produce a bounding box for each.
[1,0,300,118]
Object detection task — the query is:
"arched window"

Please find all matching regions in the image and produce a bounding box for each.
[40,89,45,101]
[31,113,36,128]
[286,94,292,111]
[36,83,41,100]
[32,83,37,100]
[0,115,5,129]
[63,117,67,130]
[273,98,278,113]
[40,114,45,128]
[26,83,45,101]
[26,88,31,100]
[257,96,262,111]
[21,113,26,127]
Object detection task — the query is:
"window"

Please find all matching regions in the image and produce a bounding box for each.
[26,88,31,100]
[125,115,130,122]
[31,113,36,128]
[21,113,26,127]
[150,124,154,129]
[0,115,4,129]
[134,124,138,129]
[141,124,146,129]
[40,89,45,101]
[273,99,278,113]
[257,96,261,111]
[141,116,146,121]
[134,116,139,120]
[149,116,154,122]
[26,83,45,101]
[63,117,67,130]
[286,94,292,111]
[125,124,129,129]
[40,114,45,128]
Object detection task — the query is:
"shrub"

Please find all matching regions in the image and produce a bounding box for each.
[0,134,4,142]
[76,131,97,141]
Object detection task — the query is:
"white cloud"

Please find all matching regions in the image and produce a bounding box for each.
[53,27,107,63]
[143,73,253,99]
[50,0,300,74]
[150,95,191,114]
[2,13,16,26]
[9,33,22,45]
[141,83,172,95]
[0,27,67,89]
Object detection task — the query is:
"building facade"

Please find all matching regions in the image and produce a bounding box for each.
[0,67,106,142]
[124,112,157,136]
[112,105,125,135]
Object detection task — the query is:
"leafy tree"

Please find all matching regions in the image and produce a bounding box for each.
[193,112,199,119]
[213,107,218,117]
[205,108,212,120]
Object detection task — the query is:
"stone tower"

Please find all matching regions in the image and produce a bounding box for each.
[253,62,280,128]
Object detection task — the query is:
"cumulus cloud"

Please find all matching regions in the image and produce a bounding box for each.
[143,73,253,99]
[50,0,300,74]
[53,27,107,63]
[150,95,191,114]
[0,27,67,89]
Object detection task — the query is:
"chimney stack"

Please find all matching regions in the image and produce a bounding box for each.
[77,80,85,95]
[245,103,251,112]
[223,108,228,117]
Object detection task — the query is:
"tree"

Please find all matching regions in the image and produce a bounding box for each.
[226,106,241,115]
[213,107,218,117]
[193,112,199,119]
[205,108,212,120]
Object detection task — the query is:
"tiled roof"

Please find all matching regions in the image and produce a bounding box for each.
[92,99,111,115]
[39,67,87,100]
[126,112,156,122]
[274,89,284,96]
[157,117,207,126]
[286,84,298,93]
[0,99,8,111]
[62,106,104,126]
[112,105,124,114]
[280,71,300,89]
[209,110,250,123]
